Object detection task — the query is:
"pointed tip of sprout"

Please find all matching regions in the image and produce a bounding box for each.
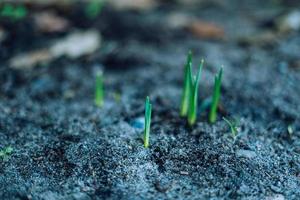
[209,66,223,123]
[219,66,223,75]
[146,96,150,104]
[96,69,103,76]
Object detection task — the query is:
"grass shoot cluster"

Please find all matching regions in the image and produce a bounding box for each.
[93,51,225,148]
[180,51,223,126]
[180,51,204,126]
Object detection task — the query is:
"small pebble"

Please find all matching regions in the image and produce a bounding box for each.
[276,10,300,33]
[266,194,285,200]
[236,149,257,159]
[131,117,144,129]
[180,171,189,175]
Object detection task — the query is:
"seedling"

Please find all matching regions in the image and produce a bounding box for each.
[180,51,193,117]
[95,70,104,107]
[209,67,223,123]
[187,59,204,126]
[223,117,239,139]
[0,146,13,161]
[180,51,204,126]
[0,4,27,20]
[85,0,105,19]
[112,92,121,103]
[144,96,152,148]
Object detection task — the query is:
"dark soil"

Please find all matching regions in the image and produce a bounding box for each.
[1,0,300,199]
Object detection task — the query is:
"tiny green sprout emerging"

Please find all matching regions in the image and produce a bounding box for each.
[180,51,193,117]
[85,0,105,19]
[0,4,27,20]
[144,96,152,148]
[95,70,104,107]
[223,117,239,139]
[187,59,204,126]
[209,67,223,123]
[180,51,204,126]
[0,146,13,161]
[112,92,121,103]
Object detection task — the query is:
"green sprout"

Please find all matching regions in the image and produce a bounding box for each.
[0,146,13,161]
[85,0,105,19]
[180,51,204,126]
[0,4,27,20]
[95,70,104,107]
[209,67,223,123]
[187,59,204,126]
[112,92,121,103]
[144,96,152,148]
[180,51,193,117]
[223,117,239,139]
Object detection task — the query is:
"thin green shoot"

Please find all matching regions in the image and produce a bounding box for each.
[223,117,239,139]
[0,146,13,161]
[144,96,152,148]
[209,67,223,123]
[95,70,104,107]
[0,4,27,20]
[85,0,105,19]
[180,51,192,117]
[187,59,204,126]
[112,92,121,103]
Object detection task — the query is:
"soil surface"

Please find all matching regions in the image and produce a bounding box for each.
[1,0,300,199]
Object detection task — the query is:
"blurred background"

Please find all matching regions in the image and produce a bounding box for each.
[1,0,300,71]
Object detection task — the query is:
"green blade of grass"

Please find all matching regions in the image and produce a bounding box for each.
[209,67,223,123]
[144,96,152,148]
[180,51,192,117]
[188,59,204,126]
[223,117,238,138]
[1,4,27,20]
[95,70,104,107]
[85,0,105,19]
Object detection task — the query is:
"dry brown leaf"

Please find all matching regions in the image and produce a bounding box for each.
[9,30,101,69]
[50,30,101,58]
[188,20,224,40]
[34,11,69,33]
